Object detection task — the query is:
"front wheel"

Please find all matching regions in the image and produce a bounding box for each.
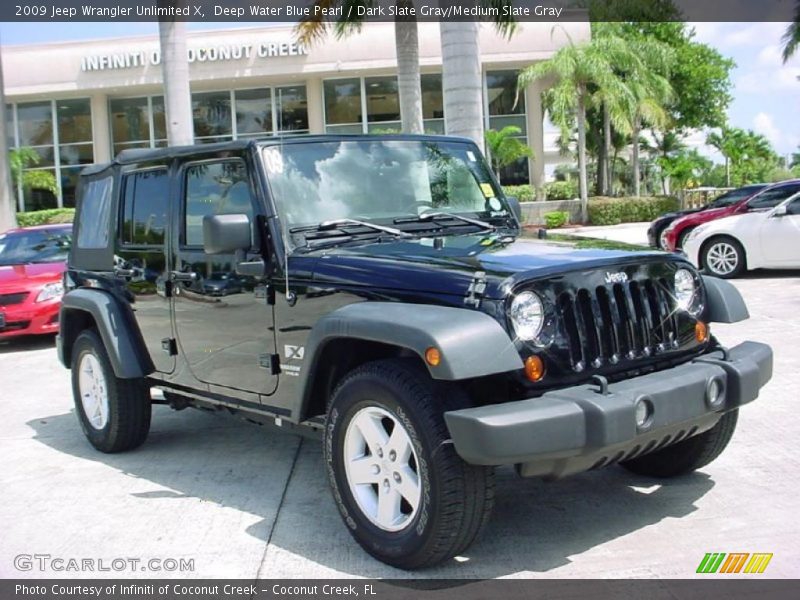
[71,329,151,453]
[621,410,738,478]
[324,359,494,569]
[702,237,746,278]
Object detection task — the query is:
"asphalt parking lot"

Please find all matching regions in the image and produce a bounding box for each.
[1,269,799,580]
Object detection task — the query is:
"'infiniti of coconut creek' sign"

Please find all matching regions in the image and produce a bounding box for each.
[80,41,308,72]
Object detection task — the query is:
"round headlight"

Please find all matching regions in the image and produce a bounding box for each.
[674,268,697,312]
[509,291,545,341]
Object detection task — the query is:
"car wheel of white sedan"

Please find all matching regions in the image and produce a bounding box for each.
[702,237,746,279]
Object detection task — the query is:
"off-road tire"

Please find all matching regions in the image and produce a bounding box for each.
[621,410,738,478]
[71,329,151,453]
[324,359,494,569]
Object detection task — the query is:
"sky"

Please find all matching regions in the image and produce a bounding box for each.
[0,20,798,161]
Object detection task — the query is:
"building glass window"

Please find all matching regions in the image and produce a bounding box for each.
[110,97,150,154]
[324,78,362,133]
[193,91,233,143]
[236,88,273,137]
[486,70,529,185]
[10,99,94,210]
[152,96,167,145]
[421,74,444,134]
[275,85,309,133]
[365,76,400,133]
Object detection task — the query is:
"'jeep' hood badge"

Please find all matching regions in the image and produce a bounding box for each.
[605,272,629,284]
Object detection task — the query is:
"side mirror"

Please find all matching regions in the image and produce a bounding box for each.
[770,205,788,218]
[203,214,252,255]
[505,196,523,226]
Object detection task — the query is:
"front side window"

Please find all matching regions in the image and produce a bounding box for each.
[262,140,509,236]
[120,169,169,245]
[184,161,254,247]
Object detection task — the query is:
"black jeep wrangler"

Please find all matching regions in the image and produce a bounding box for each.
[58,135,772,569]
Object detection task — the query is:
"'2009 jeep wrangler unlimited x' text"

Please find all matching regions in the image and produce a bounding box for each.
[59,136,772,569]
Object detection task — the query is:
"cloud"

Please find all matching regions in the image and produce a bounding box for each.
[753,112,800,154]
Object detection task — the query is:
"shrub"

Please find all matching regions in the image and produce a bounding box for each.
[15,208,75,227]
[587,196,679,226]
[546,180,579,201]
[544,211,569,229]
[502,184,535,202]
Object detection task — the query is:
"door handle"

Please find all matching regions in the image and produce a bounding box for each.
[171,271,198,283]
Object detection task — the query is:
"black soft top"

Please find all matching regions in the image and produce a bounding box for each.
[80,134,474,178]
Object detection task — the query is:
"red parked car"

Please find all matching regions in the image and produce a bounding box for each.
[663,180,800,251]
[0,224,72,339]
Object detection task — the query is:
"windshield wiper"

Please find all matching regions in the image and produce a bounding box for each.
[417,211,495,231]
[291,218,413,239]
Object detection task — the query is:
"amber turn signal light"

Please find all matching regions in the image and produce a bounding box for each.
[695,321,709,343]
[425,347,441,367]
[524,355,545,382]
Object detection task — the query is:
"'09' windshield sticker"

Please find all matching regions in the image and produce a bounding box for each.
[263,148,285,175]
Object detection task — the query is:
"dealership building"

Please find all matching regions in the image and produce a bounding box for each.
[2,21,589,211]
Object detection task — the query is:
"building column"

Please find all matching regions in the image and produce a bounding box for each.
[305,77,324,134]
[90,94,111,163]
[525,80,545,201]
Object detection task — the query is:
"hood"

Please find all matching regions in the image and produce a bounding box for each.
[0,262,65,290]
[675,205,736,227]
[305,234,673,299]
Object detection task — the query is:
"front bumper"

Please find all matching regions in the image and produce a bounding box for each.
[444,341,772,478]
[0,299,61,338]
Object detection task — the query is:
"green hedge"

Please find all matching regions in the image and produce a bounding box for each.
[502,184,535,202]
[588,196,679,226]
[544,211,570,229]
[16,208,75,227]
[545,181,578,201]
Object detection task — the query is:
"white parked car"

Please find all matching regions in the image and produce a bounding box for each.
[683,192,800,278]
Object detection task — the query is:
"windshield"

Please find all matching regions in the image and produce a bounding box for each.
[0,228,72,266]
[261,139,511,240]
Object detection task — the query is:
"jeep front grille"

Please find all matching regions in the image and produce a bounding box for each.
[0,292,29,306]
[557,278,681,372]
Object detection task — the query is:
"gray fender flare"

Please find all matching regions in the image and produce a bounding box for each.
[59,288,153,378]
[298,302,523,407]
[702,275,749,323]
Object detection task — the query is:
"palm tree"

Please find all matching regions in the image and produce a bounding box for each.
[624,39,674,197]
[707,127,745,187]
[439,12,515,150]
[517,34,636,222]
[782,1,800,63]
[159,10,193,146]
[0,39,18,230]
[296,1,424,133]
[484,126,533,184]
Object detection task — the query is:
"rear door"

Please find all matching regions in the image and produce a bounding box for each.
[114,165,175,373]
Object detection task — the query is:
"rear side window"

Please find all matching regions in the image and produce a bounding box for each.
[76,177,113,249]
[184,160,254,247]
[748,184,800,210]
[120,169,169,245]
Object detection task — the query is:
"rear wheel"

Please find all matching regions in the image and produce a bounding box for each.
[702,237,746,278]
[324,359,494,569]
[71,329,151,453]
[621,410,738,478]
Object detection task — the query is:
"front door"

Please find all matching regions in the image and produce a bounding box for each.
[171,157,278,397]
[761,197,800,266]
